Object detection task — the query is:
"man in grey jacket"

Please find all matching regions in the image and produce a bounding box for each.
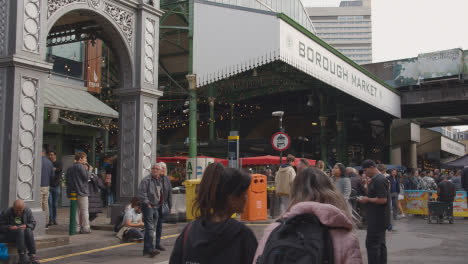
[138,163,162,257]
[155,162,173,251]
[66,152,91,234]
[0,200,38,264]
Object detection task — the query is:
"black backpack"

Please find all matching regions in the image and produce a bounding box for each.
[256,213,338,264]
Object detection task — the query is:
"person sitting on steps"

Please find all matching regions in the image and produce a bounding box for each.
[0,199,39,264]
[117,197,145,243]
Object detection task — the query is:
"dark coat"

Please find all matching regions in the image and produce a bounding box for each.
[350,173,365,196]
[66,163,90,197]
[41,156,54,187]
[88,174,106,215]
[0,207,36,232]
[51,160,63,187]
[161,175,173,209]
[462,167,468,190]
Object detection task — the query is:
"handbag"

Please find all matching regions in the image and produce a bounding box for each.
[0,243,9,260]
[162,202,170,217]
[160,177,170,217]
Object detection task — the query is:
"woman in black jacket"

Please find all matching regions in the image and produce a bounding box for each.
[86,164,107,222]
[169,163,258,264]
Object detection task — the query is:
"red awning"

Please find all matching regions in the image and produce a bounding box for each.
[239,156,316,167]
[157,156,228,165]
[157,156,315,168]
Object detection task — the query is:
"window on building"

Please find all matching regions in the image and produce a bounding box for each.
[338,16,364,21]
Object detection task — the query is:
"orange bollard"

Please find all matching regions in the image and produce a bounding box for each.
[241,174,268,221]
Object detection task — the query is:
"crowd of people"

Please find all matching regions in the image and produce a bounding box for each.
[166,155,467,264]
[2,149,467,264]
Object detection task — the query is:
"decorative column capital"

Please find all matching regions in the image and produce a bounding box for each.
[208,97,215,107]
[186,74,197,91]
[319,116,328,127]
[336,121,343,132]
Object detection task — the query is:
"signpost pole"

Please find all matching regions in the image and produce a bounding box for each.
[69,192,77,236]
[279,116,284,166]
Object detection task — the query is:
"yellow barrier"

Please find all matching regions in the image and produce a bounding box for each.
[403,190,468,217]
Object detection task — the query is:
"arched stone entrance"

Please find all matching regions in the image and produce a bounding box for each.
[0,0,163,234]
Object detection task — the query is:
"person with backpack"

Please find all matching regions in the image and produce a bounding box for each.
[86,163,106,222]
[169,163,257,264]
[358,160,391,264]
[254,167,362,264]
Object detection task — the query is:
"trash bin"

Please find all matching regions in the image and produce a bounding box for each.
[183,179,201,221]
[241,174,268,221]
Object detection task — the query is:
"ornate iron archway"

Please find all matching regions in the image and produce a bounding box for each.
[0,0,163,234]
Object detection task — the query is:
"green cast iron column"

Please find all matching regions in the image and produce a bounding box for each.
[319,116,328,164]
[187,75,197,159]
[319,94,328,164]
[342,120,349,166]
[336,104,344,163]
[188,0,197,159]
[208,85,215,142]
[385,120,392,164]
[90,135,96,167]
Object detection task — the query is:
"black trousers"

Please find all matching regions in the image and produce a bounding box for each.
[366,230,387,264]
[0,228,36,255]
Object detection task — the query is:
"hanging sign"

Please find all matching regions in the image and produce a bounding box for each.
[86,39,102,94]
[271,132,290,152]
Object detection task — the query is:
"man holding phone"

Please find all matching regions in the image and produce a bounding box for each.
[0,200,39,264]
[358,160,391,264]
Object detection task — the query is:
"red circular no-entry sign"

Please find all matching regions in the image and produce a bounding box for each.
[271,132,290,151]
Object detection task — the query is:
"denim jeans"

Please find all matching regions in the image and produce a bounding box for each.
[48,185,60,223]
[107,189,115,206]
[0,228,36,256]
[142,206,159,252]
[156,207,164,247]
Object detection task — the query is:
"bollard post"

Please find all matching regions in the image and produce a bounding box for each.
[69,192,77,235]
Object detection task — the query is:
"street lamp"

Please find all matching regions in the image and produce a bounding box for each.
[272,111,284,132]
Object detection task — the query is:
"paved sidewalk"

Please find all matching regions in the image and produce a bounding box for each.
[35,214,468,264]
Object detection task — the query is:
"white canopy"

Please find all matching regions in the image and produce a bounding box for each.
[193,1,401,118]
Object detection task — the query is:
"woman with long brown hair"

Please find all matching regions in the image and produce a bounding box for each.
[254,167,361,264]
[169,163,257,264]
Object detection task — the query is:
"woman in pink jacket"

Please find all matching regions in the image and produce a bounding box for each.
[254,167,362,264]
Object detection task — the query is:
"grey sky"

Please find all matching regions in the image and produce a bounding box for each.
[302,0,468,62]
[302,0,468,130]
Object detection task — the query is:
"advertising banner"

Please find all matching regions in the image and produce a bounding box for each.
[404,190,468,217]
[86,40,102,94]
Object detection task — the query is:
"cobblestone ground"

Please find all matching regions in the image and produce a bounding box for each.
[41,215,468,264]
